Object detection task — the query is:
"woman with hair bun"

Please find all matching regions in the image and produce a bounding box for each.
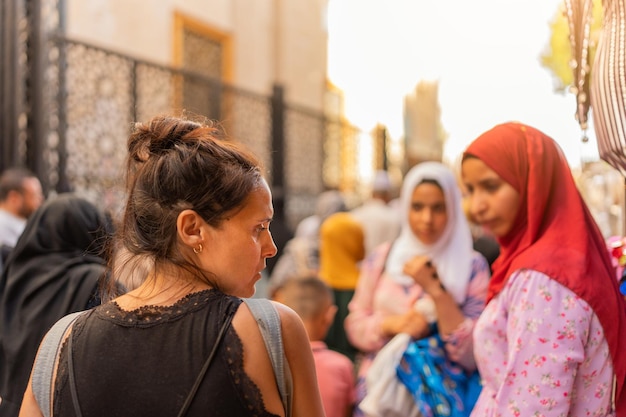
[18,115,324,417]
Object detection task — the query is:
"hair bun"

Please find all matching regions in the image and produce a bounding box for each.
[129,117,203,163]
[148,121,202,155]
[148,133,179,155]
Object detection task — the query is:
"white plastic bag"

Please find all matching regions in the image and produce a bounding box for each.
[359,333,421,417]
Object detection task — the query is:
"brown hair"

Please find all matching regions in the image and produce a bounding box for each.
[109,115,263,295]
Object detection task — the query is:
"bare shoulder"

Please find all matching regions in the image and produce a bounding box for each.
[234,299,302,325]
[271,300,305,331]
[234,299,307,341]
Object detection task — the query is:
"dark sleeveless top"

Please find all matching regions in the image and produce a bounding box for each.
[53,289,281,417]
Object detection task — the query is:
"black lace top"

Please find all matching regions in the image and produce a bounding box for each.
[53,289,280,417]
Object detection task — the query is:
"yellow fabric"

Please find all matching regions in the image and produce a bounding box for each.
[319,212,365,290]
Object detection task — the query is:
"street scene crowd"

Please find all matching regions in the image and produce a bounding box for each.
[0,116,625,417]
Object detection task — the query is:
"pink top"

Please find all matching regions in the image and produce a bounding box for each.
[310,340,356,417]
[472,269,615,417]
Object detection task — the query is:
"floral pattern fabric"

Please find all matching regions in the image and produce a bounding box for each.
[472,269,615,417]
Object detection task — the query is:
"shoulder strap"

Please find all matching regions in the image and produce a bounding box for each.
[243,298,293,416]
[32,310,87,417]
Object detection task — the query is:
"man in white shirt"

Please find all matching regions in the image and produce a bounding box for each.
[0,168,44,249]
[351,170,401,257]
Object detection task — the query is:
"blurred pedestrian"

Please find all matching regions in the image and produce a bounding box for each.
[276,276,356,417]
[294,190,347,241]
[318,211,365,361]
[0,193,111,417]
[345,161,490,416]
[0,168,44,258]
[351,170,400,258]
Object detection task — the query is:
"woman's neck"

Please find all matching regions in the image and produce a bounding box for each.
[114,269,213,310]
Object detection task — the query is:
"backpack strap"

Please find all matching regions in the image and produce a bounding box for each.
[32,310,87,417]
[243,298,293,416]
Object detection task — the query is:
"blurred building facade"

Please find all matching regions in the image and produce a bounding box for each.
[1,0,366,228]
[403,80,446,168]
[65,0,328,111]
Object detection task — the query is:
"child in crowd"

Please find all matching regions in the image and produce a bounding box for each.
[275,276,356,417]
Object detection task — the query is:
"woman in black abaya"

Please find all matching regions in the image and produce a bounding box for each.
[0,193,112,417]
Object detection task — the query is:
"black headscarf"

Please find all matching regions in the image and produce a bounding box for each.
[0,193,112,416]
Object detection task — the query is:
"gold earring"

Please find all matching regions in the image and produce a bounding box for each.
[193,243,203,254]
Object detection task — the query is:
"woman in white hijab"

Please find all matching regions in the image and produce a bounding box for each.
[345,161,490,417]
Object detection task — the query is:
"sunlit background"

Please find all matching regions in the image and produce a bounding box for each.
[326,0,599,168]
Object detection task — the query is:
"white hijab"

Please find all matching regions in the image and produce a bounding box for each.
[385,162,473,304]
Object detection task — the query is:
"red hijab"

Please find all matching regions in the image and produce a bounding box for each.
[464,122,626,413]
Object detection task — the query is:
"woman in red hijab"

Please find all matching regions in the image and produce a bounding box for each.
[461,122,626,416]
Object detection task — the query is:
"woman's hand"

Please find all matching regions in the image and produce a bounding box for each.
[403,255,445,297]
[381,309,430,339]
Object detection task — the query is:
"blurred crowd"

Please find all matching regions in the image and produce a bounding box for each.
[1,117,625,417]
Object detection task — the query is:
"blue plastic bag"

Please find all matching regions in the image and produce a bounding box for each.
[396,333,481,417]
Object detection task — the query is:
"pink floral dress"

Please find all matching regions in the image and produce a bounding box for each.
[472,269,616,417]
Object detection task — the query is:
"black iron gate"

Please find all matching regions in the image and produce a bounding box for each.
[1,0,60,183]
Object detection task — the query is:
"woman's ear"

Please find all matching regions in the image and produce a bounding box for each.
[177,209,205,248]
[324,304,338,327]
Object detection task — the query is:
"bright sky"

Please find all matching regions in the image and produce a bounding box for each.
[326,0,599,169]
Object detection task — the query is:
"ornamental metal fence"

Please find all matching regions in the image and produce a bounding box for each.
[1,0,362,228]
